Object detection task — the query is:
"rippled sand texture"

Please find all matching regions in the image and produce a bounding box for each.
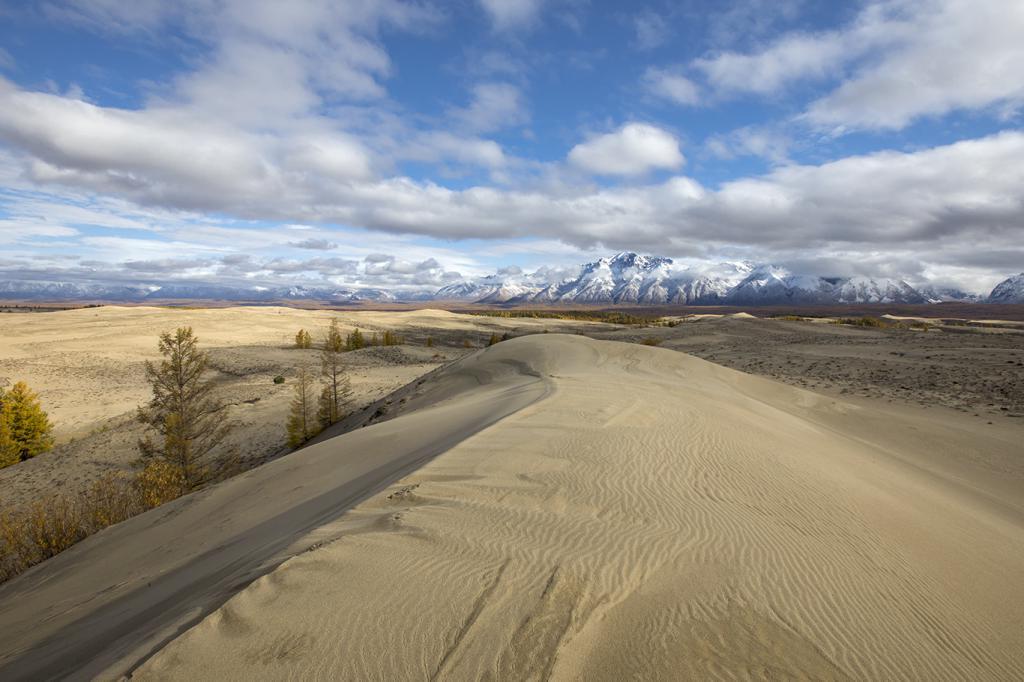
[138,335,1024,680]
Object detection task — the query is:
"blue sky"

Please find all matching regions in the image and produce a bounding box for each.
[0,0,1021,294]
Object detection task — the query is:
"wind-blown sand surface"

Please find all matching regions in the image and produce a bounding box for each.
[0,306,603,511]
[0,305,593,442]
[2,334,1023,679]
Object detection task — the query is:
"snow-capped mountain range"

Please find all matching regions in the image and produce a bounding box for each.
[987,273,1024,304]
[434,253,1001,305]
[1,253,1020,305]
[0,280,401,304]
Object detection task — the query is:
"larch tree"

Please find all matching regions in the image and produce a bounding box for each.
[286,364,318,447]
[345,328,365,351]
[319,319,353,427]
[0,381,54,467]
[0,408,20,468]
[295,329,312,349]
[137,327,233,491]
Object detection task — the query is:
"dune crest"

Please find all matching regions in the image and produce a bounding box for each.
[135,335,1024,680]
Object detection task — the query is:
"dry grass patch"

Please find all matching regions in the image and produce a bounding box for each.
[0,461,183,583]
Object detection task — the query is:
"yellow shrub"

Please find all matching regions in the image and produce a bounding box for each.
[0,462,186,583]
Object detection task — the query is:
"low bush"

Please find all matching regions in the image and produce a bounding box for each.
[0,460,184,583]
[640,337,663,346]
[831,316,896,328]
[273,375,286,384]
[829,316,937,331]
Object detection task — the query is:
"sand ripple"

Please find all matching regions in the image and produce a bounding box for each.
[137,335,1024,680]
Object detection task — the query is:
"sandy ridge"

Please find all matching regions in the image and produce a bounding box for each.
[1,332,1021,680]
[0,345,549,680]
[136,335,1024,680]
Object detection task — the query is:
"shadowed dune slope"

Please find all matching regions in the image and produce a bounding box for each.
[135,335,1024,680]
[0,343,546,680]
[2,334,1023,680]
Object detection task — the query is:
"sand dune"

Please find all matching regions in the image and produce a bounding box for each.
[2,334,1022,679]
[0,306,603,512]
[0,339,544,679]
[134,335,1023,680]
[0,305,595,442]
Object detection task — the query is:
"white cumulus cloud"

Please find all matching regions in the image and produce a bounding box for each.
[568,123,685,176]
[693,0,1024,131]
[643,67,701,106]
[478,0,543,30]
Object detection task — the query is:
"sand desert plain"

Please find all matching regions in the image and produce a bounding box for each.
[0,304,1023,680]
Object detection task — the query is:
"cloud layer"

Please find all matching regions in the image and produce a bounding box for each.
[0,0,1021,295]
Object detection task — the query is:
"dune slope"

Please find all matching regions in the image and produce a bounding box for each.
[134,335,1024,680]
[0,345,545,680]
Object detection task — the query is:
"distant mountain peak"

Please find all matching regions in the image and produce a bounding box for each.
[0,256,1013,306]
[603,252,673,270]
[988,273,1024,303]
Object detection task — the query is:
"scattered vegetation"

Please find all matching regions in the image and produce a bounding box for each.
[294,328,313,349]
[831,316,890,328]
[286,364,319,447]
[773,315,813,322]
[488,332,501,346]
[353,327,402,350]
[345,327,365,351]
[286,319,374,447]
[0,381,54,469]
[0,460,183,583]
[640,337,663,346]
[273,375,286,384]
[829,316,932,330]
[137,327,235,493]
[0,328,234,583]
[425,336,434,348]
[319,320,353,428]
